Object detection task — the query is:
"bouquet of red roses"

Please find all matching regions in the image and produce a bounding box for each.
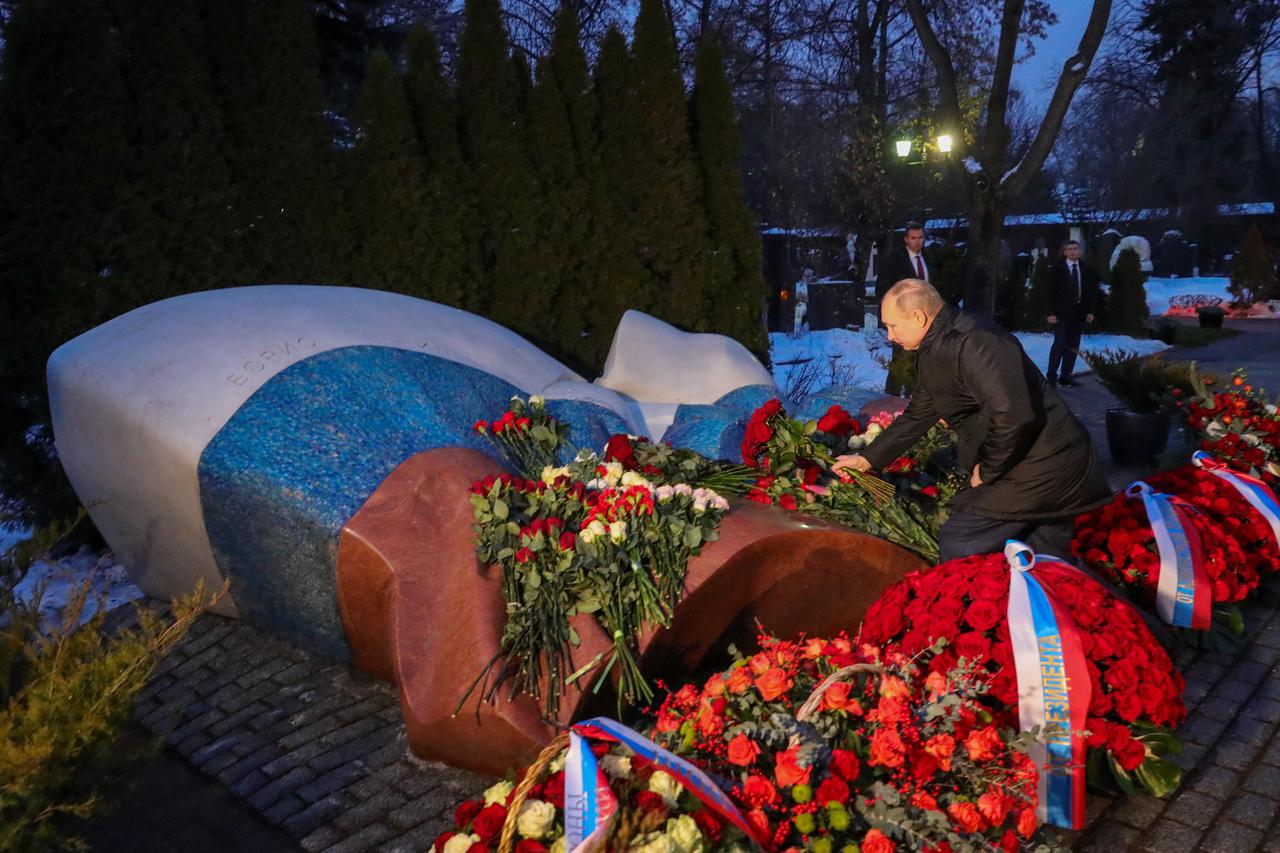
[1181,370,1280,484]
[859,553,1187,798]
[648,634,1051,852]
[601,433,755,496]
[1071,487,1255,640]
[740,400,944,562]
[1145,462,1280,580]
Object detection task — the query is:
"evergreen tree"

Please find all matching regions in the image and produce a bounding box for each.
[405,24,478,309]
[118,0,235,305]
[527,5,601,369]
[1022,255,1053,332]
[1106,248,1150,336]
[351,49,433,295]
[456,0,546,334]
[0,0,135,524]
[629,0,712,330]
[1229,225,1276,305]
[590,26,652,366]
[204,0,350,285]
[690,37,768,361]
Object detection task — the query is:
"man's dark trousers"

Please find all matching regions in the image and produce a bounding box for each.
[938,509,1076,562]
[1046,312,1084,382]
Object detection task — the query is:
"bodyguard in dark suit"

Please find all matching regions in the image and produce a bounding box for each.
[1046,239,1098,386]
[876,222,931,298]
[836,279,1111,560]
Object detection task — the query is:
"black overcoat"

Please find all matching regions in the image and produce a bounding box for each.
[861,305,1112,520]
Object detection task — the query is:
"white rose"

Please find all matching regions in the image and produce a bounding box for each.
[628,832,676,853]
[621,471,652,489]
[648,770,683,805]
[609,519,628,544]
[692,498,707,513]
[516,799,558,839]
[846,435,865,450]
[655,485,675,502]
[529,395,545,406]
[551,837,567,853]
[665,815,704,853]
[548,750,567,774]
[712,496,730,511]
[674,483,693,496]
[541,465,570,485]
[600,754,632,780]
[483,780,513,806]
[602,462,624,485]
[865,422,883,437]
[444,834,480,853]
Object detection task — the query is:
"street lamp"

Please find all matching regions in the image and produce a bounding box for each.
[936,134,953,153]
[895,139,913,158]
[893,134,955,163]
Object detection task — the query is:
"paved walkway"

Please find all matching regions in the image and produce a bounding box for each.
[82,320,1280,852]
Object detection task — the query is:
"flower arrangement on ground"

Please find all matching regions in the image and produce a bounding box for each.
[859,553,1187,798]
[433,633,1062,853]
[1180,369,1280,484]
[739,400,954,562]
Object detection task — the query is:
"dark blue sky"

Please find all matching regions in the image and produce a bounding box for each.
[1010,1,1100,108]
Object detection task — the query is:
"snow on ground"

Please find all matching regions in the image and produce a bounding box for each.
[770,328,1169,395]
[1143,277,1231,316]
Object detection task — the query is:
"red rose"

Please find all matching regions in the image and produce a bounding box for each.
[814,776,850,805]
[558,531,576,551]
[817,405,858,436]
[742,774,778,806]
[868,728,906,768]
[467,844,490,853]
[954,631,991,663]
[727,733,762,766]
[635,790,668,816]
[540,772,565,809]
[911,791,939,811]
[774,747,812,787]
[691,810,723,843]
[862,828,896,853]
[963,599,1002,632]
[515,842,548,853]
[910,751,938,782]
[604,434,639,469]
[964,726,1004,763]
[454,799,484,828]
[829,749,860,781]
[755,668,793,701]
[947,801,986,833]
[471,804,507,843]
[778,493,799,511]
[435,832,456,853]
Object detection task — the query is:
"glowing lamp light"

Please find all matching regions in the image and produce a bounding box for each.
[937,134,953,153]
[895,139,912,158]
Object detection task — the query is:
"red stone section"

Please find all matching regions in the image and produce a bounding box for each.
[336,448,927,777]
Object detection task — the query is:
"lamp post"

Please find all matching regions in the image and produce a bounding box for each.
[893,133,954,166]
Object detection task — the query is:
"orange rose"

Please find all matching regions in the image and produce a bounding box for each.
[749,653,773,675]
[868,727,906,768]
[773,747,812,787]
[703,673,727,696]
[755,667,793,701]
[742,775,778,806]
[820,681,852,711]
[924,671,948,700]
[862,828,896,853]
[948,801,986,833]
[727,667,754,694]
[726,733,762,767]
[924,734,955,771]
[964,726,1005,763]
[879,674,910,700]
[978,789,1012,826]
[1016,808,1038,839]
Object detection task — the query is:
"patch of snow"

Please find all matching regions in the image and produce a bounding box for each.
[11,547,144,628]
[1015,333,1170,371]
[963,157,983,174]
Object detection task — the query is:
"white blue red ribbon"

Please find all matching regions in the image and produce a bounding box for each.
[565,718,767,852]
[1192,450,1280,548]
[1126,481,1212,629]
[1004,541,1091,830]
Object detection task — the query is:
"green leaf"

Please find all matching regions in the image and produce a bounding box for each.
[1133,755,1183,799]
[493,499,509,520]
[683,526,703,549]
[1107,751,1137,797]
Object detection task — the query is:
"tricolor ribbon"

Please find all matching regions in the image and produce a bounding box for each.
[1004,540,1091,830]
[1125,481,1213,629]
[564,717,767,853]
[1192,450,1280,547]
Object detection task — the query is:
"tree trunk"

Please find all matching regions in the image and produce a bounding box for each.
[964,188,1004,317]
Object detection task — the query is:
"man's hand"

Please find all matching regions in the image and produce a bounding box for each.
[1086,313,1095,323]
[833,454,872,480]
[970,464,983,488]
[1047,315,1058,325]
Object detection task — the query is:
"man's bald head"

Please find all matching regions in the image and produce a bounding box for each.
[885,278,944,316]
[881,279,945,351]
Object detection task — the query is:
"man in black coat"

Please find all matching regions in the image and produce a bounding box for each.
[835,279,1111,561]
[1046,239,1099,387]
[877,222,931,394]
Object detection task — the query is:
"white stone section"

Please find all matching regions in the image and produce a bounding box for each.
[1109,235,1153,273]
[47,286,584,613]
[597,310,776,409]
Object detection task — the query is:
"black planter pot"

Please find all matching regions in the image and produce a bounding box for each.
[1198,310,1225,329]
[1105,408,1172,467]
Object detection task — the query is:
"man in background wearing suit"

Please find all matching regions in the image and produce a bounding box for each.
[1046,239,1098,387]
[877,222,931,395]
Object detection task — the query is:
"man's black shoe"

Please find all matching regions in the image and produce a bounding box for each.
[1059,378,1080,387]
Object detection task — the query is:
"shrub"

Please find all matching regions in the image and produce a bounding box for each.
[1106,248,1150,336]
[1229,225,1277,306]
[1082,348,1196,414]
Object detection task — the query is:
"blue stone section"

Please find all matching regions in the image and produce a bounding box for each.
[662,384,781,463]
[792,385,882,422]
[198,346,628,660]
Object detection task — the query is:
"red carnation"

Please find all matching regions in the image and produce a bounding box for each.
[814,776,850,806]
[604,434,639,469]
[829,749,860,781]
